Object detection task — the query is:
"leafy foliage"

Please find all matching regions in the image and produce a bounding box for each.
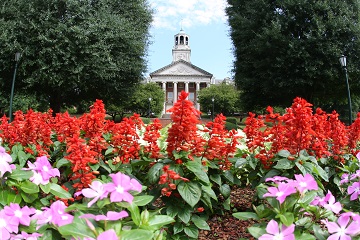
[0,0,153,113]
[226,0,360,112]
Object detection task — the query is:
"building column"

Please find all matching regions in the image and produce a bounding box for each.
[162,82,166,115]
[196,82,200,110]
[173,82,178,106]
[185,81,189,99]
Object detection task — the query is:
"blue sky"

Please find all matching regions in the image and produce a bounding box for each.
[146,0,234,80]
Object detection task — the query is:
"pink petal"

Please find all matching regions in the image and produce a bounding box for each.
[338,215,351,228]
[265,220,280,235]
[326,222,340,233]
[345,221,360,235]
[281,224,295,236]
[82,189,98,198]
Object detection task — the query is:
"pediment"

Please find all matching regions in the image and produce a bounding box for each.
[150,60,212,77]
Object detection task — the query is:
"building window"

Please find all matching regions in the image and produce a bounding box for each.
[189,92,195,101]
[167,92,173,102]
[168,82,173,88]
[200,82,207,88]
[180,36,184,44]
[189,83,195,88]
[178,82,184,89]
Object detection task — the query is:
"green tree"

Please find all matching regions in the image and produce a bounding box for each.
[129,82,165,117]
[0,0,152,114]
[198,82,240,116]
[226,0,360,113]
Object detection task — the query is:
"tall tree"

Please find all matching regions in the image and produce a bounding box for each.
[226,0,360,112]
[0,0,152,114]
[198,82,240,116]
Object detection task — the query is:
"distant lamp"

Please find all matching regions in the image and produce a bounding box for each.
[148,97,152,118]
[9,52,21,122]
[211,97,215,121]
[339,55,352,125]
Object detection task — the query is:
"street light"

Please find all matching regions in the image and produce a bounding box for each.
[148,97,152,118]
[9,52,21,122]
[339,55,352,125]
[211,97,214,121]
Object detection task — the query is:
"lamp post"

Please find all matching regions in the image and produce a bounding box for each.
[148,97,152,118]
[9,52,21,122]
[339,55,352,125]
[211,97,214,121]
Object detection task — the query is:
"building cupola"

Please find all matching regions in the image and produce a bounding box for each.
[172,28,191,63]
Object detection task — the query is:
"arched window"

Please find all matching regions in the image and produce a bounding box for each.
[180,36,184,44]
[175,36,178,45]
[185,37,189,45]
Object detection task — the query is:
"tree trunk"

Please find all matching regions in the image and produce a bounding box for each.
[49,91,61,116]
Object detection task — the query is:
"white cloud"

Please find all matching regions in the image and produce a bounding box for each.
[149,0,228,30]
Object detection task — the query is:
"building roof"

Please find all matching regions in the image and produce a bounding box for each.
[150,59,213,78]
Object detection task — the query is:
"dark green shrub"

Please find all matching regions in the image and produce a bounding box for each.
[226,117,238,125]
[225,121,238,130]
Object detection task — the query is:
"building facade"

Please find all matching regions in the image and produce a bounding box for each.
[148,29,214,116]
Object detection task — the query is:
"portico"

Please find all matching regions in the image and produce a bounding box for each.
[149,29,213,116]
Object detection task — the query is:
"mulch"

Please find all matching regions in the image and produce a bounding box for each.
[198,185,258,240]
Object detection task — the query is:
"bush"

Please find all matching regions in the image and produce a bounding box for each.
[226,117,238,125]
[225,121,238,130]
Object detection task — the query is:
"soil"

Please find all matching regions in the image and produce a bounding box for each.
[198,185,258,240]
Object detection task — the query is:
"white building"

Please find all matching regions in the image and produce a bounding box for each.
[148,29,216,116]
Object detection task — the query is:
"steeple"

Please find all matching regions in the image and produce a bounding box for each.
[172,29,191,63]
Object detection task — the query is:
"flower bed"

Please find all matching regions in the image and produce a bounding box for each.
[0,91,360,239]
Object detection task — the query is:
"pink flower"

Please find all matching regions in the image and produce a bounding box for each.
[80,210,128,221]
[324,215,360,239]
[259,220,295,240]
[323,191,342,214]
[0,210,18,239]
[294,174,318,194]
[97,229,118,240]
[3,203,36,226]
[104,172,139,203]
[81,181,108,207]
[25,156,60,185]
[0,146,14,177]
[263,182,297,204]
[347,181,360,201]
[37,201,73,227]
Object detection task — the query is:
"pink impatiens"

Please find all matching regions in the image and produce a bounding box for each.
[324,215,360,239]
[78,172,143,207]
[25,156,60,185]
[0,146,15,177]
[259,220,295,240]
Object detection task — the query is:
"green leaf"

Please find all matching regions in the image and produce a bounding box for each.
[120,229,154,240]
[173,222,184,235]
[248,226,266,238]
[278,150,291,158]
[313,224,327,240]
[233,212,259,220]
[105,147,114,155]
[185,161,210,184]
[128,202,141,226]
[133,195,154,206]
[223,170,235,184]
[58,216,97,239]
[17,151,29,168]
[278,212,294,226]
[312,164,329,182]
[235,158,247,168]
[8,169,33,181]
[49,183,71,199]
[40,183,51,194]
[210,174,222,186]
[7,191,22,204]
[177,181,201,207]
[178,205,192,224]
[21,192,38,203]
[55,158,70,169]
[294,232,316,240]
[166,205,179,218]
[273,159,294,170]
[191,215,210,230]
[146,215,175,230]
[184,225,199,239]
[20,181,39,194]
[147,163,164,184]
[220,184,231,198]
[299,191,318,205]
[201,185,217,201]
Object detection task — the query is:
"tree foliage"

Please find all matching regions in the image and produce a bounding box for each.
[226,0,360,112]
[198,82,240,116]
[128,82,165,117]
[0,0,153,114]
